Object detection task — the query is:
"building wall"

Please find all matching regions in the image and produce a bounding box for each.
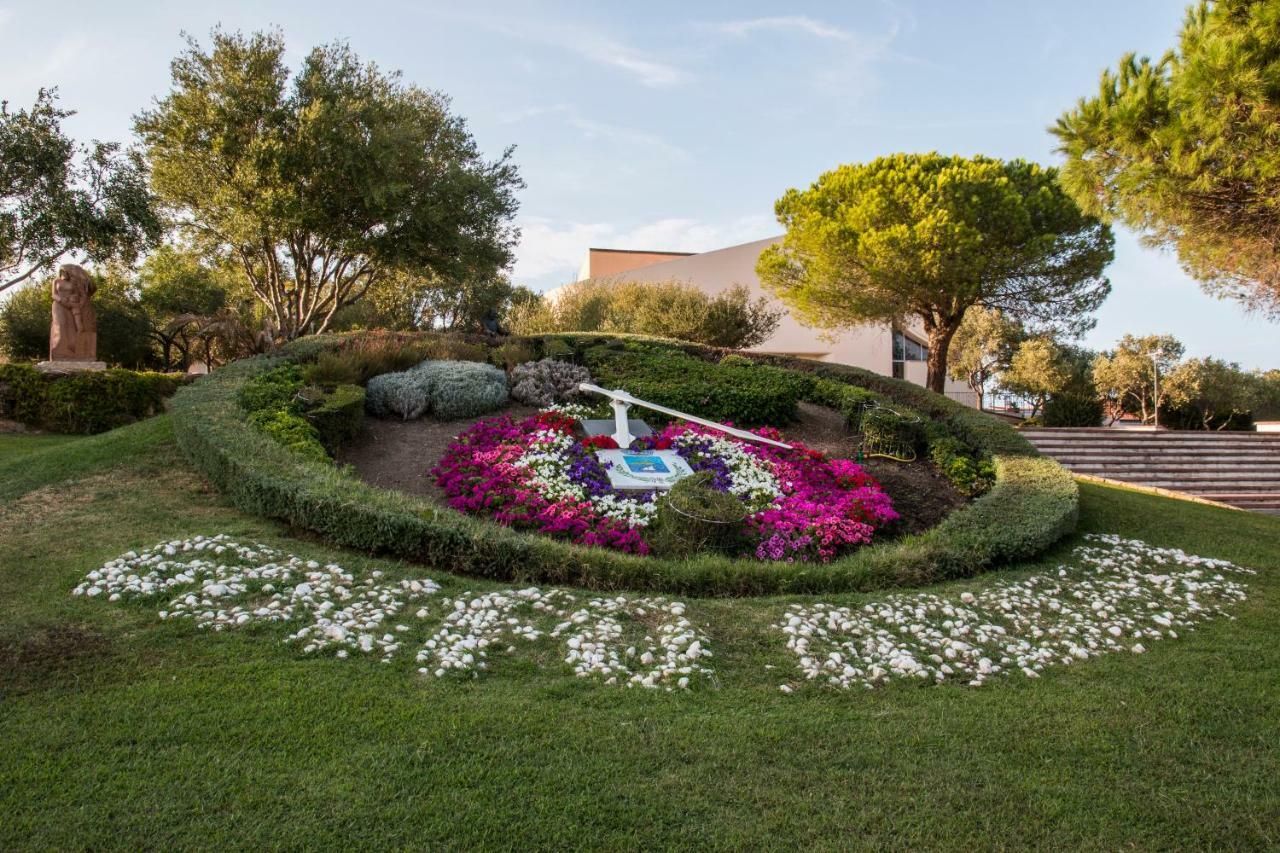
[577,248,695,282]
[582,236,976,403]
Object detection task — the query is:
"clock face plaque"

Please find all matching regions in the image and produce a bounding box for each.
[595,449,694,491]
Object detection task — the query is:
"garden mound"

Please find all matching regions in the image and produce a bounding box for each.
[169,331,1079,595]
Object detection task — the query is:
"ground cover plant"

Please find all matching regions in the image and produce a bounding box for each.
[0,418,1277,848]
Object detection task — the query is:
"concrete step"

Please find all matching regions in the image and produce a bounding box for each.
[1026,439,1280,451]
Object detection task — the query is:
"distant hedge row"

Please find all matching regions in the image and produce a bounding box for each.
[169,332,1078,596]
[0,363,189,434]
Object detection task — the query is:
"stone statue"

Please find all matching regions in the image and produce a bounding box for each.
[38,263,105,372]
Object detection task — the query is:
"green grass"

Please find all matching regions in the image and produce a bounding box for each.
[0,432,82,465]
[1,417,1278,849]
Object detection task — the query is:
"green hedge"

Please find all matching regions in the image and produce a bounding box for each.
[585,343,811,426]
[169,333,1078,596]
[0,363,189,434]
[307,383,365,452]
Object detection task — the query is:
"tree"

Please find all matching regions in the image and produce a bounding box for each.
[509,278,782,349]
[135,29,523,340]
[135,246,234,370]
[947,307,1024,409]
[1,89,160,295]
[1000,337,1075,418]
[757,153,1113,392]
[1163,357,1257,429]
[1091,334,1184,424]
[1054,0,1280,317]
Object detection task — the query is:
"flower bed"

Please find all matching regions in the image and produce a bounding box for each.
[431,408,899,562]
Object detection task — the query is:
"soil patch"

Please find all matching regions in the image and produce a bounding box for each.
[0,622,112,694]
[338,403,539,501]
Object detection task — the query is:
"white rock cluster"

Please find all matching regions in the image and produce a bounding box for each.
[415,589,714,690]
[774,535,1253,692]
[74,537,713,689]
[73,535,440,661]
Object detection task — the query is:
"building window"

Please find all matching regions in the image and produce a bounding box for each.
[892,330,928,379]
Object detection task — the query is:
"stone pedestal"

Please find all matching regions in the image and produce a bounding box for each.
[35,360,107,374]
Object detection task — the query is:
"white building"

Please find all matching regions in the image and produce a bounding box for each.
[572,237,977,406]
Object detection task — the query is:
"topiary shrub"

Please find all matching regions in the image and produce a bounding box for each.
[509,359,591,408]
[247,408,329,463]
[717,353,755,368]
[489,340,539,370]
[647,472,748,559]
[0,363,188,434]
[928,436,996,496]
[366,371,431,420]
[306,384,365,453]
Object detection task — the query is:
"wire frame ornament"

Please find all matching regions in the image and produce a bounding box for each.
[853,402,922,463]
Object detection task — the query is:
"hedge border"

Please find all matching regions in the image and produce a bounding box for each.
[169,333,1078,596]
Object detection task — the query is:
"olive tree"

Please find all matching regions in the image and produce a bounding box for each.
[136,29,523,340]
[947,307,1024,409]
[1,89,159,295]
[1092,334,1184,424]
[757,153,1113,392]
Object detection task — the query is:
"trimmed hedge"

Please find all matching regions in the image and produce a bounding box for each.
[585,344,811,426]
[169,332,1078,596]
[307,384,365,453]
[0,363,188,434]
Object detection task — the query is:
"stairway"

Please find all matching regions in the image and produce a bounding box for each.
[1021,428,1280,515]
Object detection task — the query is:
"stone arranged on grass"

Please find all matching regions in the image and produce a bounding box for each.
[414,589,714,689]
[773,534,1254,691]
[72,536,713,690]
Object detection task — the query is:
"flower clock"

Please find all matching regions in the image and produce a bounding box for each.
[431,407,899,562]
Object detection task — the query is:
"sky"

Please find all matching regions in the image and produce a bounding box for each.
[2,0,1276,369]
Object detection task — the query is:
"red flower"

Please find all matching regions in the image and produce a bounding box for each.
[581,434,619,450]
[651,437,673,450]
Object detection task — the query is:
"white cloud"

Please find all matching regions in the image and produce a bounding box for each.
[573,35,686,87]
[419,8,688,88]
[712,16,853,41]
[513,214,776,289]
[501,104,690,161]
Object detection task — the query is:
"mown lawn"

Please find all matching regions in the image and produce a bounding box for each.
[1,417,1277,849]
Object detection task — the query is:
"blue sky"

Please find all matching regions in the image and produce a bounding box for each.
[3,0,1276,368]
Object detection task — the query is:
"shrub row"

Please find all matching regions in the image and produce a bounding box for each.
[0,363,189,434]
[584,343,810,426]
[169,332,1078,596]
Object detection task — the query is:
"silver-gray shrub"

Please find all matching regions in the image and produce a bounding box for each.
[414,360,509,420]
[509,359,591,408]
[365,360,508,421]
[365,371,431,420]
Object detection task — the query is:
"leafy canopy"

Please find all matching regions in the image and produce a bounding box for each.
[512,278,782,349]
[0,89,160,294]
[947,306,1025,407]
[1092,334,1185,423]
[1054,0,1280,317]
[757,153,1113,391]
[135,29,523,339]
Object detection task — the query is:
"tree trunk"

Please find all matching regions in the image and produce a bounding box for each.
[924,322,960,395]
